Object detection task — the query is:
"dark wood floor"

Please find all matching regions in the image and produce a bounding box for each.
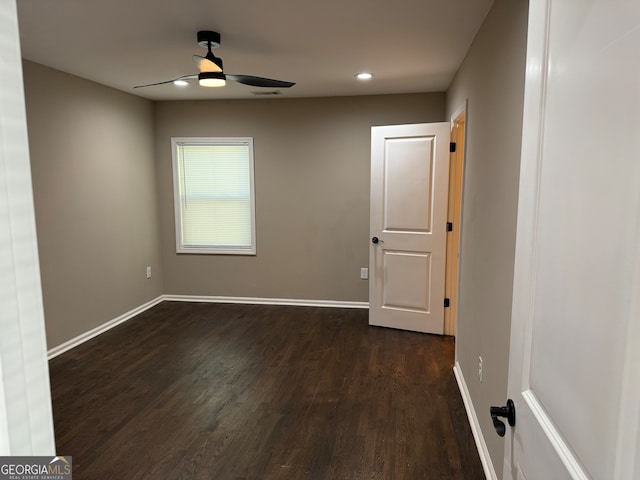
[48,302,484,479]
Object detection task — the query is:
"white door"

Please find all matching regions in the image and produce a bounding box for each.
[369,123,450,334]
[503,1,640,479]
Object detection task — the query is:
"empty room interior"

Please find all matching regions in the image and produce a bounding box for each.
[4,0,638,479]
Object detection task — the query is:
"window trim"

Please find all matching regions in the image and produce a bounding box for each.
[171,137,256,255]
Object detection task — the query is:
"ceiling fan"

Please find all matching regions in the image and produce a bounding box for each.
[134,31,295,89]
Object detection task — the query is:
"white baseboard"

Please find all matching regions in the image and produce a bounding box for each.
[47,296,164,360]
[47,295,368,359]
[162,294,369,309]
[453,361,497,480]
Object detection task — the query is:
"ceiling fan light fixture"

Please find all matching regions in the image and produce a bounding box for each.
[133,30,295,90]
[199,71,226,87]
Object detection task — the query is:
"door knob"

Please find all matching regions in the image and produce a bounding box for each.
[490,399,516,437]
[371,236,383,244]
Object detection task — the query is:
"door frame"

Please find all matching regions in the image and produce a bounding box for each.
[0,0,55,455]
[444,102,467,336]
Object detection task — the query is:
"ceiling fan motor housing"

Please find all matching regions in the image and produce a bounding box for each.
[197,31,221,49]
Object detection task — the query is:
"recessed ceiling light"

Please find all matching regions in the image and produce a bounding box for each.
[355,72,373,81]
[173,79,189,86]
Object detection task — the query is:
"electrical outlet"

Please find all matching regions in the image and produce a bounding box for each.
[478,356,483,383]
[360,267,369,280]
[146,266,152,279]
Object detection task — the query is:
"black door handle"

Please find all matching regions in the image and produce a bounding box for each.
[372,236,383,244]
[490,399,516,437]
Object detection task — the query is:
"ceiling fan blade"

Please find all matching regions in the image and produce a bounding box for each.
[227,74,295,88]
[133,74,197,89]
[192,54,223,73]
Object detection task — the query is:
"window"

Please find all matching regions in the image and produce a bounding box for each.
[172,137,256,255]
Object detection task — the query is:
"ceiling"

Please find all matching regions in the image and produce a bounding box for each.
[17,0,494,101]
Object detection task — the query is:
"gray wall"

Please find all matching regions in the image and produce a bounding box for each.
[155,94,445,301]
[23,60,163,348]
[445,0,528,475]
[24,67,443,348]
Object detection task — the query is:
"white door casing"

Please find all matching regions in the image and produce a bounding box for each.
[0,0,55,455]
[504,1,640,479]
[369,123,450,334]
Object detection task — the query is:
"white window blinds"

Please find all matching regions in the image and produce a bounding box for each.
[172,138,256,254]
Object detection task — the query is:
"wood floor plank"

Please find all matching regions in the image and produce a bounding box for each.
[48,302,484,479]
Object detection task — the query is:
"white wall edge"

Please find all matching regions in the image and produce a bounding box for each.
[162,294,369,309]
[47,296,164,360]
[449,99,469,124]
[453,361,497,480]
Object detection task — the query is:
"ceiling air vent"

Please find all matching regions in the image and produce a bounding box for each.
[251,90,281,96]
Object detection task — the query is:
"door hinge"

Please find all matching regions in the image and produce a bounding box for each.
[450,142,456,153]
[444,298,450,308]
[446,222,453,232]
